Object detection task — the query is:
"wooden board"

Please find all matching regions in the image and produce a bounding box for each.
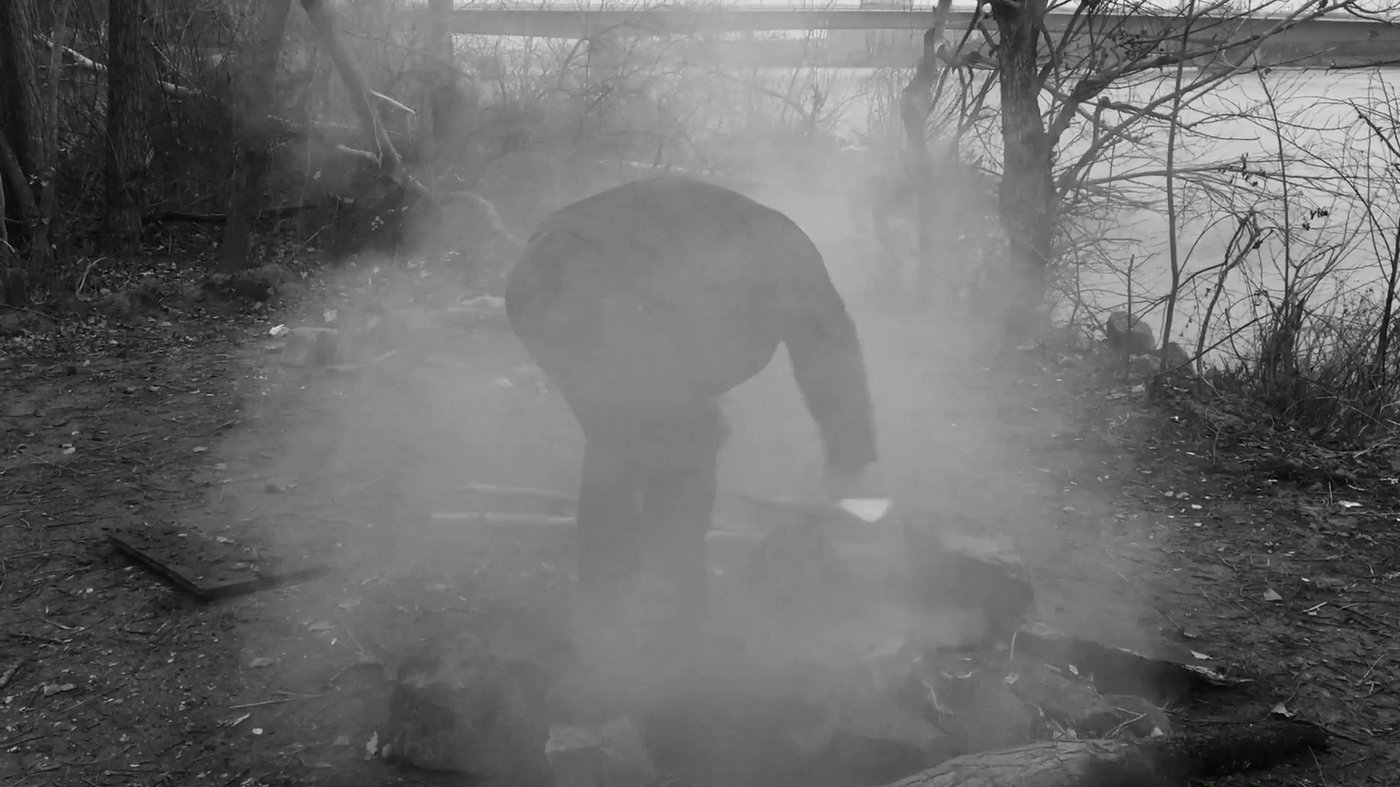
[107,522,327,601]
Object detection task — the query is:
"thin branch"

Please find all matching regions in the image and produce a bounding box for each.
[38,34,202,99]
[368,90,416,116]
[298,0,426,196]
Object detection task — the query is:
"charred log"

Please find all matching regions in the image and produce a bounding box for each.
[879,721,1329,787]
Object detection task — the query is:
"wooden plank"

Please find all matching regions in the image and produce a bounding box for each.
[107,523,327,601]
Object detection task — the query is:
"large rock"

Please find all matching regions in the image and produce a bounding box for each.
[1006,662,1122,738]
[280,326,339,366]
[546,717,657,787]
[1162,341,1193,371]
[739,520,860,623]
[931,669,1037,755]
[899,513,1036,646]
[799,705,949,787]
[383,633,554,783]
[783,644,955,787]
[1104,312,1156,356]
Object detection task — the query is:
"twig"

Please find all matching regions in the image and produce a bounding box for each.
[7,631,70,645]
[463,482,573,504]
[228,693,324,710]
[1340,604,1400,633]
[369,90,416,116]
[1105,710,1149,738]
[0,658,22,689]
[0,303,58,321]
[1356,653,1386,687]
[0,732,45,750]
[74,256,107,297]
[428,511,574,526]
[40,616,77,631]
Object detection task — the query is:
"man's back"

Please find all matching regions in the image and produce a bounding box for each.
[506,176,876,471]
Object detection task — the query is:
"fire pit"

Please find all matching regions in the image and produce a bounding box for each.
[381,485,1326,787]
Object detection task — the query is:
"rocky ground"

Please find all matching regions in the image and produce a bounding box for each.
[1,252,1397,786]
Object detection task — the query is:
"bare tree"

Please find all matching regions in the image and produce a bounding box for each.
[0,0,43,258]
[422,0,455,173]
[35,0,77,271]
[105,0,149,249]
[967,0,1351,338]
[219,0,294,273]
[989,0,1056,332]
[1158,0,1197,375]
[0,0,77,289]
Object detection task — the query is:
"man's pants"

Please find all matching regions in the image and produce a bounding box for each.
[571,401,727,648]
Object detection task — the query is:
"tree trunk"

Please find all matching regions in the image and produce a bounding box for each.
[105,0,148,249]
[218,0,294,274]
[879,721,1328,787]
[299,0,432,264]
[1158,1,1196,378]
[420,0,453,174]
[906,28,942,309]
[32,0,77,276]
[0,124,39,257]
[0,0,42,252]
[1374,220,1400,389]
[0,144,7,249]
[875,0,952,308]
[990,0,1055,338]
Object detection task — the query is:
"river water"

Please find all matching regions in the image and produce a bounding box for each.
[752,65,1400,351]
[468,34,1400,351]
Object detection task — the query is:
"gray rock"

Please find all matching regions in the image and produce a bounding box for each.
[1105,312,1156,356]
[384,634,553,782]
[1008,663,1121,738]
[900,516,1036,645]
[1162,341,1193,371]
[740,520,857,623]
[545,717,657,787]
[802,708,949,787]
[934,670,1037,755]
[282,326,339,366]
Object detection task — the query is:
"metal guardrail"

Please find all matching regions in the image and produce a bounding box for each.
[442,6,1400,68]
[445,6,1397,38]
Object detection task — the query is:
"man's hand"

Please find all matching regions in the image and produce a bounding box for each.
[821,464,875,504]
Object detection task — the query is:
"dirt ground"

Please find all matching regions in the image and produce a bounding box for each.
[1,251,1398,787]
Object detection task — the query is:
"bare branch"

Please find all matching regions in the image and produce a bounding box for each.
[369,89,416,116]
[298,0,425,195]
[38,34,204,99]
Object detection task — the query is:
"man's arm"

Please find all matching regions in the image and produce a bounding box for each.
[780,258,879,475]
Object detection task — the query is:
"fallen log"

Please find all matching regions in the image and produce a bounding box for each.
[1012,622,1253,707]
[877,720,1328,787]
[427,511,761,546]
[145,204,319,225]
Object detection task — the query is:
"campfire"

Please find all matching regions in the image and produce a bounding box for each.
[380,484,1328,787]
